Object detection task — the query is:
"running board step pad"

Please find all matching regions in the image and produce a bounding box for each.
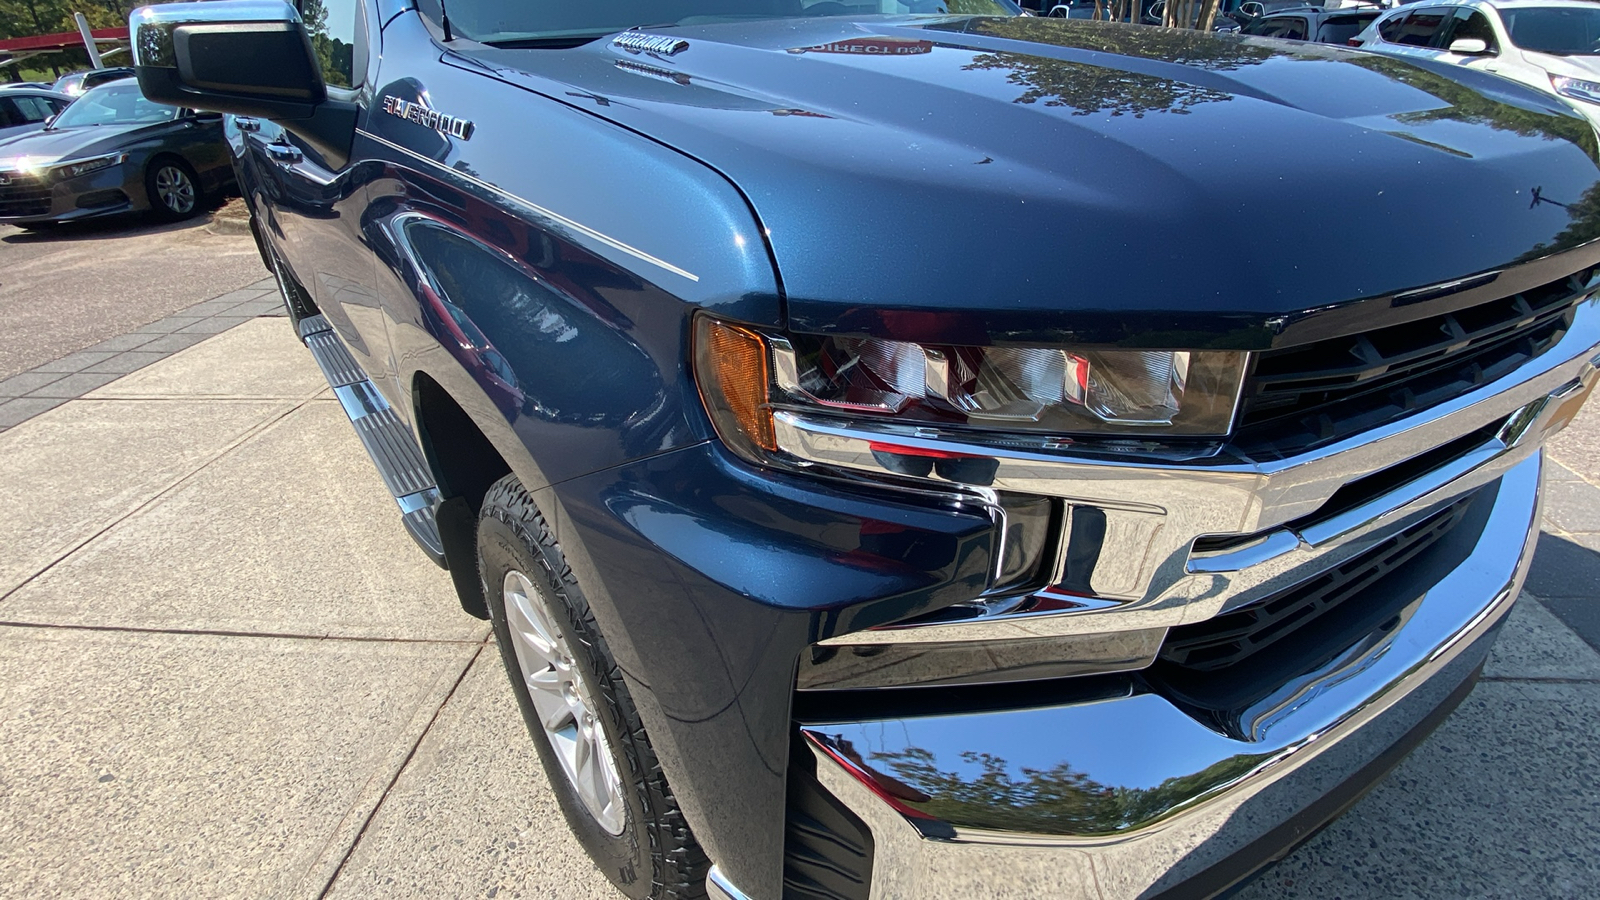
[298,315,446,567]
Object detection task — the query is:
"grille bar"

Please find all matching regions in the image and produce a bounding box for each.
[1159,497,1473,673]
[1235,265,1595,458]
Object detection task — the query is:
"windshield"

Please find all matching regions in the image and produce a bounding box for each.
[420,0,1021,45]
[1502,7,1600,55]
[52,81,179,128]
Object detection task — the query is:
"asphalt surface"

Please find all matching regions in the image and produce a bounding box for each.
[0,214,265,380]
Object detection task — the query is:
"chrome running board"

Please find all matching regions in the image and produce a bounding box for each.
[298,314,446,567]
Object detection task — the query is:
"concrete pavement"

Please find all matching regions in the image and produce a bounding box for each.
[2,297,1600,898]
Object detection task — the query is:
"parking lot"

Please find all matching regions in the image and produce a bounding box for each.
[0,214,1598,898]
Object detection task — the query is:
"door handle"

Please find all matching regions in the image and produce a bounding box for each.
[266,142,303,165]
[235,116,261,133]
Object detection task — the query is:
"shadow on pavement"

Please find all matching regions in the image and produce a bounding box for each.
[1527,531,1600,655]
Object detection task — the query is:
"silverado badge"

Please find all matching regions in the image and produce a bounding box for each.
[380,95,475,141]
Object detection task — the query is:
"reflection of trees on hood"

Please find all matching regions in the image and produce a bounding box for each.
[1351,55,1600,162]
[872,744,1271,834]
[965,51,1232,117]
[957,17,1275,70]
[950,18,1273,117]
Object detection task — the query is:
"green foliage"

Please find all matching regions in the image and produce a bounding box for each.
[1,0,139,78]
[953,18,1274,117]
[868,743,1274,835]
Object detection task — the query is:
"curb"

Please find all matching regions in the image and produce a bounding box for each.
[206,215,252,236]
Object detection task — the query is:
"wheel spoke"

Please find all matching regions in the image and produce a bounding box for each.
[524,666,562,694]
[541,702,575,734]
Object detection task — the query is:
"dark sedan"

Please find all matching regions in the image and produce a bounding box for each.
[0,79,233,228]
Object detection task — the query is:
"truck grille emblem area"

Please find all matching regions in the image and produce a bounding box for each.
[380,95,475,141]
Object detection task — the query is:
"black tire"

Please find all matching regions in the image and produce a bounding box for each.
[145,157,201,220]
[477,474,709,899]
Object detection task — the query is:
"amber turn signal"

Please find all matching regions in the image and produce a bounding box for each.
[694,316,777,454]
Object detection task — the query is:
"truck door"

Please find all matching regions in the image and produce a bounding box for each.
[269,0,395,391]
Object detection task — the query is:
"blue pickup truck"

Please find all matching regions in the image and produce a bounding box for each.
[132,1,1600,898]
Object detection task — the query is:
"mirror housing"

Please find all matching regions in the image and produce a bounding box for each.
[130,0,355,166]
[1448,37,1492,56]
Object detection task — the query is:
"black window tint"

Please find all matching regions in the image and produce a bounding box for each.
[1446,9,1498,50]
[1502,7,1599,55]
[1378,11,1407,41]
[1246,15,1304,38]
[0,99,18,128]
[12,96,52,122]
[1395,9,1448,46]
[1265,16,1308,39]
[1317,14,1374,43]
[301,0,362,88]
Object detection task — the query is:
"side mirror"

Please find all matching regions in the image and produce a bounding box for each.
[1448,37,1492,55]
[130,0,354,165]
[43,114,56,128]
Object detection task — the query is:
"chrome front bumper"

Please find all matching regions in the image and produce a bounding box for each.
[791,450,1543,900]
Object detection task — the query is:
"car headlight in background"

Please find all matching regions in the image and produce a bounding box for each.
[1552,75,1600,106]
[694,316,1249,465]
[51,153,126,179]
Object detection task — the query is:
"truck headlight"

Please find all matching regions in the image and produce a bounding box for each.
[694,316,1249,463]
[51,153,126,179]
[1552,75,1600,106]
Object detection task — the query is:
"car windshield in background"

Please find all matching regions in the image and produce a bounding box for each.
[1502,7,1600,55]
[421,0,1020,45]
[51,81,178,128]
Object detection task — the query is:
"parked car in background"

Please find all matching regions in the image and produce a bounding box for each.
[1240,4,1382,41]
[1046,0,1242,29]
[0,79,233,227]
[1,82,56,91]
[50,67,135,97]
[0,88,72,143]
[1352,0,1600,125]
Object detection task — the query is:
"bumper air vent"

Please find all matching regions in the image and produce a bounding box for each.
[1234,265,1595,459]
[1159,496,1474,673]
[784,743,874,900]
[0,173,52,218]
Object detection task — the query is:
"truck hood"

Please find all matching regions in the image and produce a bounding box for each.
[463,17,1600,346]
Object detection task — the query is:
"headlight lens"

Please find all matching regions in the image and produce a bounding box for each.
[1552,75,1600,106]
[52,153,126,179]
[694,316,1249,463]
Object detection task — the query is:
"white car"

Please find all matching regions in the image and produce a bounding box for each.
[1351,0,1600,125]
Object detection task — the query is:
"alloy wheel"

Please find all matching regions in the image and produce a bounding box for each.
[502,569,627,835]
[154,165,196,214]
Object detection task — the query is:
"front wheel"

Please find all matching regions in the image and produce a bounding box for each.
[477,474,709,899]
[146,158,200,220]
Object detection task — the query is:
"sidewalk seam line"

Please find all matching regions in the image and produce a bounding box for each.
[0,396,311,607]
[315,642,486,900]
[0,619,485,644]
